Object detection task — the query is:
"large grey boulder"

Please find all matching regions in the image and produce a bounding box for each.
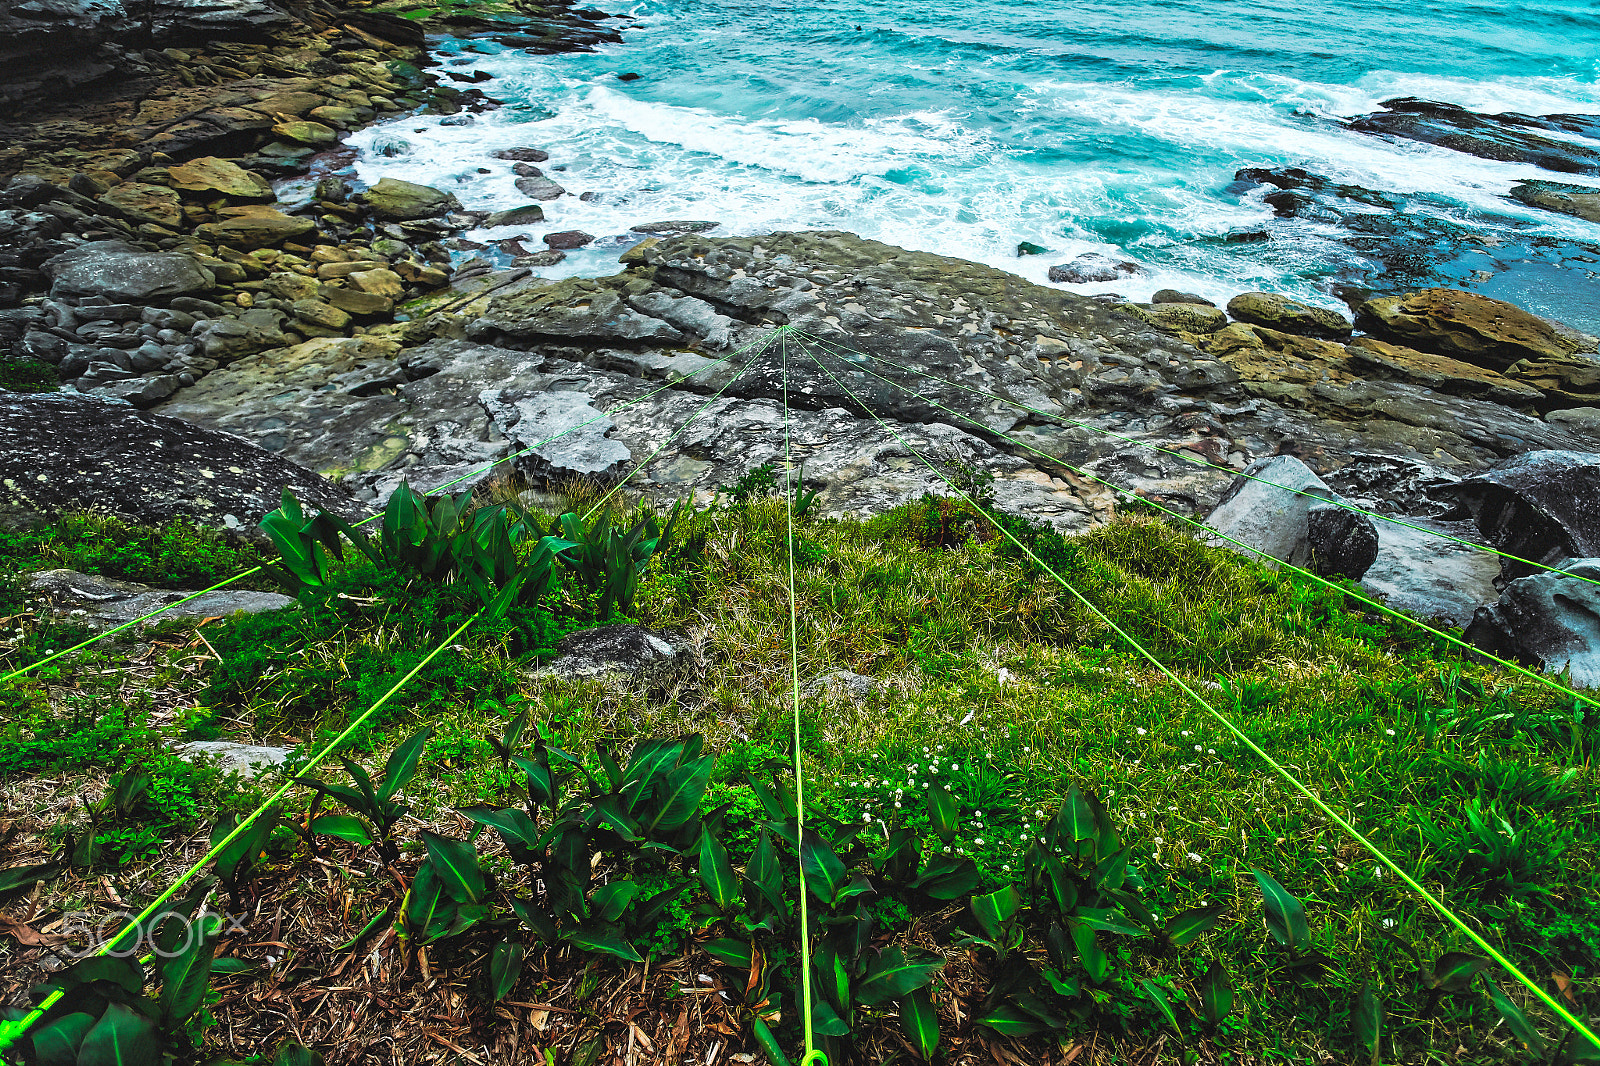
[171,741,289,779]
[26,569,293,628]
[1439,450,1600,581]
[43,243,216,303]
[0,391,356,531]
[1203,456,1379,579]
[1465,559,1600,687]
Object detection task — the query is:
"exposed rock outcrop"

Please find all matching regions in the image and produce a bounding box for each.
[1465,559,1600,688]
[1356,288,1579,371]
[1349,98,1600,175]
[1438,450,1600,582]
[26,568,293,628]
[0,390,355,530]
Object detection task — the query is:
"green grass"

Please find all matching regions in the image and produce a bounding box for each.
[0,512,276,589]
[2,493,1596,1063]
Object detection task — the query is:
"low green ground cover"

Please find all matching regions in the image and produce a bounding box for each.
[1,487,1595,1065]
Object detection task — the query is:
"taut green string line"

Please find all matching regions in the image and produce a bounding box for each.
[0,333,787,1059]
[578,327,784,522]
[790,325,1600,592]
[790,326,1600,715]
[790,332,1600,1054]
[0,329,779,686]
[776,328,826,1066]
[0,613,479,1058]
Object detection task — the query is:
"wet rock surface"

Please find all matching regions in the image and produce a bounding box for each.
[1348,98,1600,175]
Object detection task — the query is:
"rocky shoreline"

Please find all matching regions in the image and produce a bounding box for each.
[3,2,1600,681]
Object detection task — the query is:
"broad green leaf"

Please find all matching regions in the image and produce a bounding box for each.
[1354,981,1382,1064]
[698,833,739,912]
[702,938,753,968]
[641,756,714,833]
[401,861,443,940]
[971,885,1022,942]
[900,989,939,1060]
[857,946,945,1006]
[30,1012,95,1066]
[749,1018,791,1066]
[1431,952,1491,993]
[929,789,957,843]
[76,1003,161,1066]
[590,881,639,924]
[563,926,643,964]
[1073,922,1109,984]
[1056,786,1097,845]
[590,795,643,842]
[746,830,786,914]
[158,911,222,1026]
[1044,967,1080,999]
[378,728,433,801]
[810,1000,851,1038]
[1140,980,1180,1032]
[1251,869,1311,954]
[1484,979,1547,1056]
[1075,910,1143,936]
[800,829,848,906]
[208,959,256,976]
[1199,960,1233,1026]
[1165,905,1227,947]
[490,940,524,1002]
[421,832,487,903]
[0,861,58,895]
[458,806,539,848]
[309,815,374,847]
[511,754,556,808]
[509,897,557,941]
[974,1003,1046,1037]
[47,955,143,996]
[912,856,981,900]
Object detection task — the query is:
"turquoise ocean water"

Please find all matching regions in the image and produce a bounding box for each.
[350,0,1600,324]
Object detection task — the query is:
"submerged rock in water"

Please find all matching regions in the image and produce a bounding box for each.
[1048,253,1144,284]
[1509,180,1600,225]
[1348,98,1600,175]
[1465,558,1600,687]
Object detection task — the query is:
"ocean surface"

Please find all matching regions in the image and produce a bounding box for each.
[348,0,1600,327]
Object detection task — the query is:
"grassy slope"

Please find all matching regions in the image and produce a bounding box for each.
[1,493,1596,1064]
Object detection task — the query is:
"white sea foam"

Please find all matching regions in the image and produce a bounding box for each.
[348,10,1600,313]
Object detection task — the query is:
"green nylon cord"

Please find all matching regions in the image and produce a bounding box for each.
[792,332,1600,1053]
[791,326,1600,592]
[0,613,479,1057]
[0,328,784,1059]
[577,327,784,522]
[0,329,779,687]
[778,329,825,1066]
[791,326,1600,715]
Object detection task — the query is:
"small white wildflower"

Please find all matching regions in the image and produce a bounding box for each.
[1187,852,1203,863]
[1207,748,1216,755]
[1153,836,1164,844]
[974,838,984,846]
[894,801,902,809]
[1135,727,1146,736]
[1034,809,1044,818]
[1194,744,1203,752]
[1385,728,1396,736]
[943,845,952,853]
[1381,918,1396,929]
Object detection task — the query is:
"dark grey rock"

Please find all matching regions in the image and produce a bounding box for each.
[1350,98,1599,175]
[1439,450,1600,582]
[0,391,356,531]
[514,175,566,201]
[629,221,719,234]
[26,568,294,628]
[1466,558,1600,686]
[1305,499,1380,579]
[537,624,681,680]
[43,244,216,302]
[1152,289,1215,307]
